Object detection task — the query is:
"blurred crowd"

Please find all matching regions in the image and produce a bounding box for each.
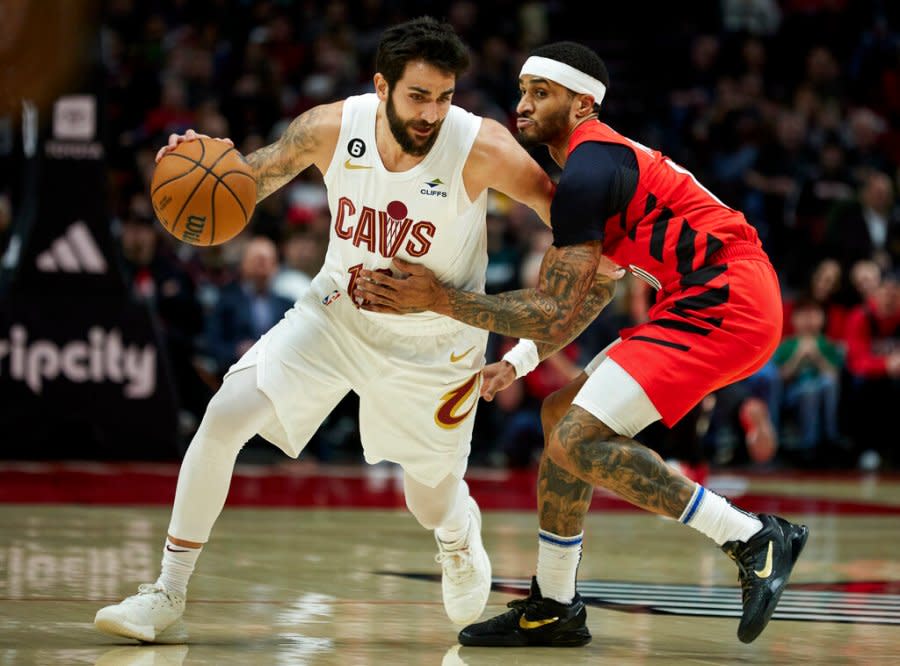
[4,0,897,471]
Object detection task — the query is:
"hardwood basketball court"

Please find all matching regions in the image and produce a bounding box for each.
[1,462,898,665]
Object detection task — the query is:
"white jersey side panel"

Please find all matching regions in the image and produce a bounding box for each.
[320,93,488,334]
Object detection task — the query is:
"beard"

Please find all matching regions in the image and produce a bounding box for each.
[386,92,441,157]
[517,105,571,148]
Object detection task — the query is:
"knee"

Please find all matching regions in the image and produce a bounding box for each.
[192,390,252,454]
[201,390,230,425]
[197,390,243,440]
[545,418,581,473]
[546,409,619,473]
[540,388,570,441]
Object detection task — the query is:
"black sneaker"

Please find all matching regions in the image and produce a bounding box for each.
[457,577,591,647]
[722,513,809,643]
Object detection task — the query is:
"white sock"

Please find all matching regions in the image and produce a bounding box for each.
[435,512,470,547]
[157,538,202,598]
[536,529,582,604]
[680,484,762,545]
[435,485,471,546]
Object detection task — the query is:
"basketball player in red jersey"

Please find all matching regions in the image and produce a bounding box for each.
[355,41,809,646]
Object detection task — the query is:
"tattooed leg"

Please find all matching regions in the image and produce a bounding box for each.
[534,379,594,604]
[537,375,594,536]
[547,405,695,519]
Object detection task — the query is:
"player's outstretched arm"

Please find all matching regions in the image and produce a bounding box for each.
[432,242,603,343]
[152,103,340,204]
[245,102,341,202]
[356,240,602,344]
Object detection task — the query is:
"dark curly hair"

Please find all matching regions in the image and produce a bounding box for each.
[375,16,470,88]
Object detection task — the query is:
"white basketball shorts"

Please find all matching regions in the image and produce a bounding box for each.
[226,273,488,487]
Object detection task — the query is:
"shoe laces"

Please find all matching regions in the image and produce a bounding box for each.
[506,594,546,616]
[128,583,177,608]
[724,544,756,582]
[435,545,475,583]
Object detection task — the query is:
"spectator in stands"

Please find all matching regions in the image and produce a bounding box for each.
[773,296,844,462]
[484,211,521,296]
[695,380,778,469]
[272,225,318,303]
[118,194,210,427]
[843,269,900,469]
[140,77,195,144]
[783,258,848,341]
[844,108,893,181]
[848,258,882,306]
[826,170,900,275]
[744,107,815,262]
[791,140,855,286]
[205,235,293,376]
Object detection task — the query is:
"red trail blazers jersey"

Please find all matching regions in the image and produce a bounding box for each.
[568,121,763,296]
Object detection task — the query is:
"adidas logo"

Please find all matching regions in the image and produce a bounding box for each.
[35,221,107,274]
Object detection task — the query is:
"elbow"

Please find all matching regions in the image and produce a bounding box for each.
[546,314,577,346]
[546,330,569,346]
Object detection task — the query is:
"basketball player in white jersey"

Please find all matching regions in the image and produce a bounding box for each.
[94,17,620,643]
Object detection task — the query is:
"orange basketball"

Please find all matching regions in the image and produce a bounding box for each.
[150,137,257,246]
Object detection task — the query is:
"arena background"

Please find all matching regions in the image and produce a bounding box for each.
[2,0,898,470]
[1,2,900,665]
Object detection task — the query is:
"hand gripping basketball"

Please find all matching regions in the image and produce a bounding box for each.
[150,130,257,246]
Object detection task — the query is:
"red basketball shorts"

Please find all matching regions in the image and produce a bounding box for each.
[606,243,782,426]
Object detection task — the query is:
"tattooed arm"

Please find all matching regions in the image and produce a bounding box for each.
[245,102,341,202]
[154,104,341,204]
[532,270,616,360]
[437,241,603,343]
[480,271,615,401]
[357,241,603,344]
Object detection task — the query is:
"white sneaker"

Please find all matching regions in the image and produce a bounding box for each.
[94,583,187,644]
[435,497,492,625]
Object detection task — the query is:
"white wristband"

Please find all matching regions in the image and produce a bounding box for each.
[502,339,540,378]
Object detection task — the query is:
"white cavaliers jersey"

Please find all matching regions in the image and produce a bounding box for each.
[319,93,488,334]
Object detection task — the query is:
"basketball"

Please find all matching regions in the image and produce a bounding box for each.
[150,137,257,246]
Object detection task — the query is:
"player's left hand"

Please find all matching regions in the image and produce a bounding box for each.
[355,258,444,314]
[480,361,517,401]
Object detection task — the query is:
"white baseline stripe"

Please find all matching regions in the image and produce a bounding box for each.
[662,607,900,624]
[597,597,900,617]
[576,587,900,607]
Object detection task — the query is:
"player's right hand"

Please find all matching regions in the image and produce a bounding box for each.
[155,128,235,163]
[480,361,518,401]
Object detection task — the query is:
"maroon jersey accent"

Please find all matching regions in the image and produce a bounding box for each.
[568,121,763,295]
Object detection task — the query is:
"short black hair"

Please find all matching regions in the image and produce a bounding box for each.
[791,293,824,313]
[530,41,609,111]
[375,16,470,88]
